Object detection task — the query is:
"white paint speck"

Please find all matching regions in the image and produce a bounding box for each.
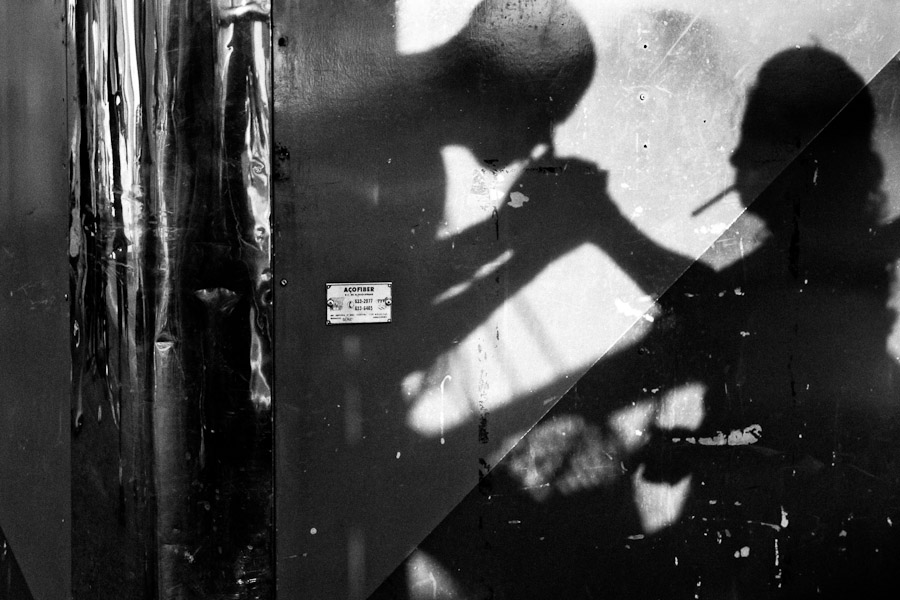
[734,546,750,558]
[614,298,655,322]
[780,507,789,529]
[734,288,744,296]
[439,375,452,445]
[310,528,318,535]
[396,452,401,459]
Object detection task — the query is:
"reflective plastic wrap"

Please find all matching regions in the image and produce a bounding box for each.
[69,1,273,598]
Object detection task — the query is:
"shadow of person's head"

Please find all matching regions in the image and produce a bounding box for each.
[731,46,884,235]
[431,0,596,164]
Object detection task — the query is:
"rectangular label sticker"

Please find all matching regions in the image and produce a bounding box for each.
[326,282,392,325]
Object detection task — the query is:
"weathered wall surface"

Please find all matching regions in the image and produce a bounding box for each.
[2,1,900,598]
[274,0,900,598]
[0,2,70,600]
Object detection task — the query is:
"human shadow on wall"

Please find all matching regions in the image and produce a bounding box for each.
[282,0,630,595]
[371,47,900,599]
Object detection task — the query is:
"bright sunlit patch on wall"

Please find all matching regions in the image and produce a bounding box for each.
[656,383,706,431]
[431,249,514,305]
[632,464,692,535]
[888,265,900,365]
[438,145,528,238]
[608,401,656,453]
[406,549,465,600]
[503,415,620,501]
[395,0,481,54]
[406,244,648,440]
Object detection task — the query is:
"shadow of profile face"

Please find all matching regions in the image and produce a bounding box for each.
[731,47,882,230]
[433,0,596,163]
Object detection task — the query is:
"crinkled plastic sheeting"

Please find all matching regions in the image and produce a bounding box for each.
[68,1,273,598]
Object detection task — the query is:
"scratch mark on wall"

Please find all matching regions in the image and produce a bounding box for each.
[439,375,452,445]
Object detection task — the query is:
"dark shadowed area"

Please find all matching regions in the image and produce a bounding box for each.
[0,2,69,599]
[374,48,900,600]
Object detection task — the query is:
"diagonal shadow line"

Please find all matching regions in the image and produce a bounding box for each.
[0,522,36,600]
[492,47,900,470]
[369,47,900,598]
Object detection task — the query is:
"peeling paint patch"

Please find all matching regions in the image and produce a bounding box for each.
[507,191,529,208]
[676,424,762,446]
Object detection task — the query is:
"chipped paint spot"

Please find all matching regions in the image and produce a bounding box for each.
[507,191,529,208]
[685,424,762,446]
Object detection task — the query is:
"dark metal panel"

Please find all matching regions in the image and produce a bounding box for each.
[374,51,900,600]
[0,2,70,600]
[1,525,35,600]
[273,1,900,598]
